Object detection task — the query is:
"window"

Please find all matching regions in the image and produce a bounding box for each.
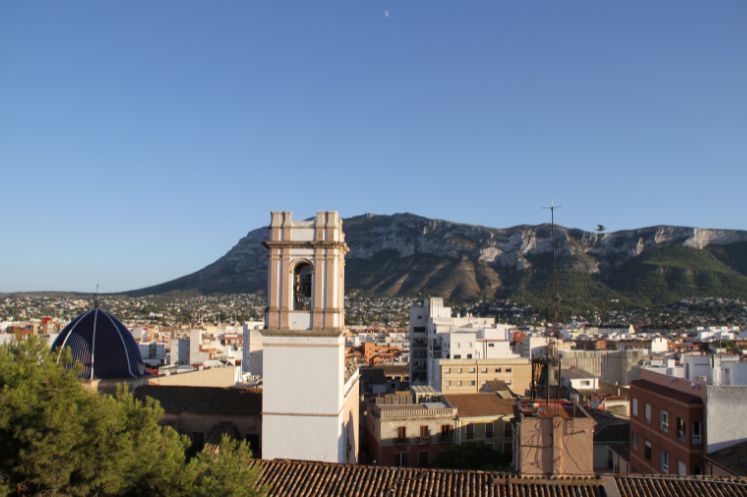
[505,368,512,373]
[644,440,652,461]
[444,368,451,374]
[504,421,513,436]
[456,380,463,386]
[660,410,669,432]
[468,368,476,373]
[581,380,591,386]
[446,381,451,387]
[693,421,702,445]
[488,343,495,347]
[678,461,687,476]
[485,423,494,438]
[469,380,476,386]
[660,450,669,472]
[420,426,429,439]
[418,451,428,467]
[495,368,503,373]
[440,425,452,440]
[631,431,638,450]
[453,355,461,359]
[466,423,475,440]
[644,403,652,424]
[397,426,406,440]
[466,354,473,359]
[480,368,488,373]
[456,368,462,373]
[413,326,426,332]
[676,417,686,441]
[396,452,408,466]
[632,398,638,416]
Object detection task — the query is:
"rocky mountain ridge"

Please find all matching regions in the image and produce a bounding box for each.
[130,213,747,306]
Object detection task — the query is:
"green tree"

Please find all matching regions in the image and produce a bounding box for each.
[0,337,264,497]
[184,437,262,497]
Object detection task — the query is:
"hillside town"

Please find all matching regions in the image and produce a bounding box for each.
[3,292,745,333]
[3,211,747,494]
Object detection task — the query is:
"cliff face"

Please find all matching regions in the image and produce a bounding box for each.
[130,213,747,305]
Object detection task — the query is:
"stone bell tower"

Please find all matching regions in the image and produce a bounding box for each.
[261,211,359,463]
[264,210,347,332]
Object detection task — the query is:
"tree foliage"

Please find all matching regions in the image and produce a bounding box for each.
[0,337,264,497]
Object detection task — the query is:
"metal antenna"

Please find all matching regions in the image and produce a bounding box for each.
[542,201,562,332]
[541,201,562,401]
[93,283,100,308]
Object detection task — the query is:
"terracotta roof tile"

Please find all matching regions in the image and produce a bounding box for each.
[443,394,516,418]
[251,460,604,497]
[704,439,747,476]
[134,385,262,416]
[615,475,747,497]
[247,460,747,497]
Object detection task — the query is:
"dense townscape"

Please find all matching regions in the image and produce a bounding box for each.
[3,292,746,330]
[4,0,745,494]
[3,211,747,497]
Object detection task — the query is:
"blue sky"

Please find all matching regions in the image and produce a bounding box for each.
[1,0,745,292]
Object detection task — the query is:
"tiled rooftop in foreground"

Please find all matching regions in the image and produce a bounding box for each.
[249,459,747,497]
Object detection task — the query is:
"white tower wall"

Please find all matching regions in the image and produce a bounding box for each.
[260,211,358,463]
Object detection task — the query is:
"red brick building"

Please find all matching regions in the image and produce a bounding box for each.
[629,372,705,475]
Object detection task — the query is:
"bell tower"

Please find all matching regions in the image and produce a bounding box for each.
[264,210,347,332]
[261,211,359,463]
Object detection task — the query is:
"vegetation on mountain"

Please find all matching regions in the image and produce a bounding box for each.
[605,246,747,306]
[707,241,747,277]
[0,338,264,497]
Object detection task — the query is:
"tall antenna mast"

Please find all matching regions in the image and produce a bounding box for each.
[93,282,100,308]
[530,201,562,402]
[542,201,562,330]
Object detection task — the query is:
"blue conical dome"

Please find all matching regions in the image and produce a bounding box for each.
[52,308,146,379]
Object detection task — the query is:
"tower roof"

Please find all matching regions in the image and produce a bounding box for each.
[52,308,146,380]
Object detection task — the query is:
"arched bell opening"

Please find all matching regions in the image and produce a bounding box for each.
[292,261,313,311]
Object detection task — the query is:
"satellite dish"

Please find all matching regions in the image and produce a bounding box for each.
[596,224,606,232]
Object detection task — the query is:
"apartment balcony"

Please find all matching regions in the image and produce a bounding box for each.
[374,405,457,419]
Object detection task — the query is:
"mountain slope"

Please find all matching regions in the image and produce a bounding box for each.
[129,213,747,305]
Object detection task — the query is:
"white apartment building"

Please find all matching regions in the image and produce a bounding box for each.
[242,320,264,376]
[517,335,551,359]
[409,297,523,390]
[680,354,747,386]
